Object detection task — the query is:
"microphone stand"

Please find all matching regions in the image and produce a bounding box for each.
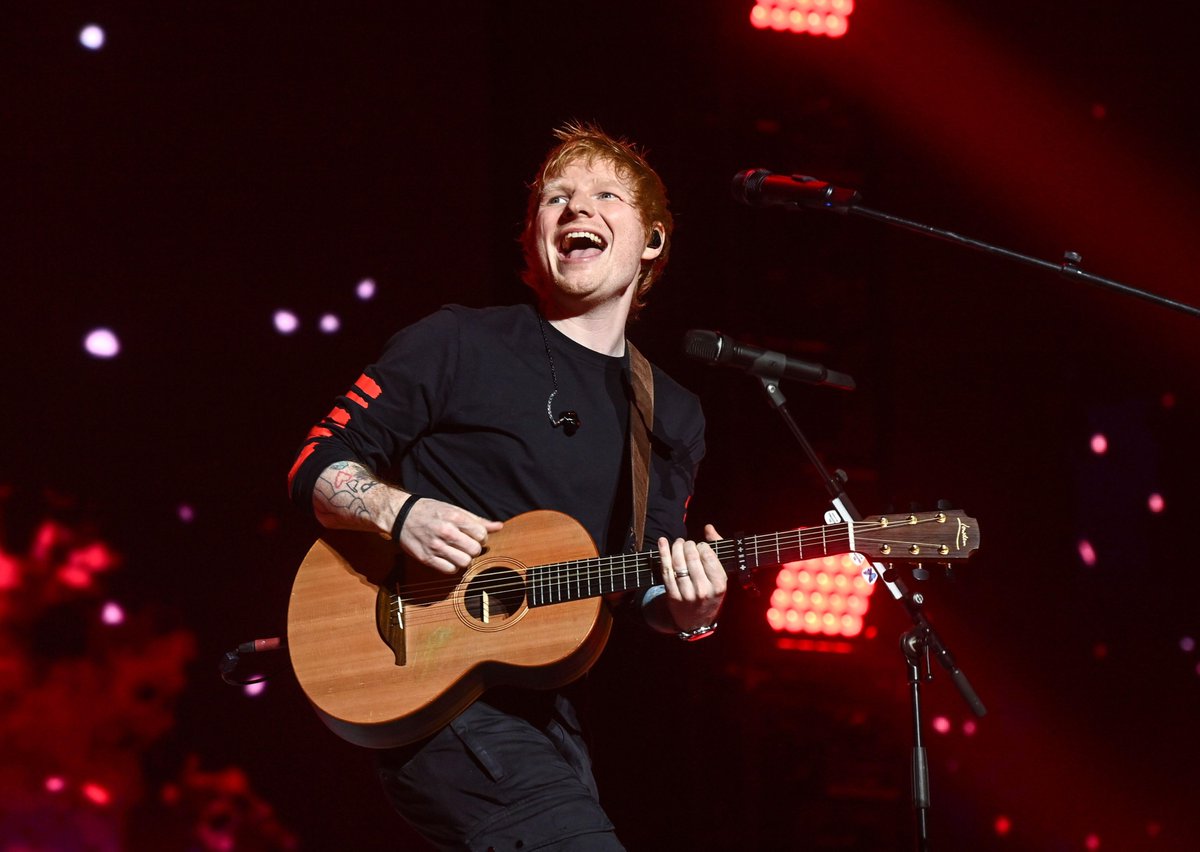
[755,374,986,852]
[825,194,1200,320]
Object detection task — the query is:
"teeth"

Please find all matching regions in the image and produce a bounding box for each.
[562,231,605,248]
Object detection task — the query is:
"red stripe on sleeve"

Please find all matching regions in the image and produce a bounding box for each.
[346,391,368,409]
[327,406,351,427]
[306,425,333,440]
[356,373,382,399]
[287,442,318,491]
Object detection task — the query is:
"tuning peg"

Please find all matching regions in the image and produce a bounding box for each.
[912,563,930,581]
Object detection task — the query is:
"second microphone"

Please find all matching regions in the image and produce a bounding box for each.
[683,329,856,391]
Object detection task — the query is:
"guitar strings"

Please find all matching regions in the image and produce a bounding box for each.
[382,529,892,631]
[386,526,842,604]
[389,545,859,612]
[384,521,957,606]
[376,517,966,610]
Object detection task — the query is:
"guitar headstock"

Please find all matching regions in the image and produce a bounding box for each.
[857,510,979,561]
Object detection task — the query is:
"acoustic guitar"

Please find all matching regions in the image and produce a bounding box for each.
[287,508,979,748]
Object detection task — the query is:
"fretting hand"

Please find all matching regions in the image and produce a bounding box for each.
[659,524,726,633]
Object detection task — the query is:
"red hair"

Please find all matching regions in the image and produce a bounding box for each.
[520,121,673,319]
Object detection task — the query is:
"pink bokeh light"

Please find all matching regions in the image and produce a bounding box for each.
[101,601,125,625]
[79,24,105,50]
[273,310,299,334]
[84,328,120,358]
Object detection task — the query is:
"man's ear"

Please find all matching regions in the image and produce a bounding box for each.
[642,224,665,260]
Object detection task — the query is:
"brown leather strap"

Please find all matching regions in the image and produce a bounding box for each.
[627,342,655,551]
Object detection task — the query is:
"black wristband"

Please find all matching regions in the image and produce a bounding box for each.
[390,494,422,545]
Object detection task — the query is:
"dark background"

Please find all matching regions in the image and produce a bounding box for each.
[5,2,1200,849]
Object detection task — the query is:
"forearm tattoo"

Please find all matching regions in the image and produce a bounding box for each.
[313,460,383,528]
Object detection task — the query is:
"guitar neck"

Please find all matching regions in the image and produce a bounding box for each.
[526,510,977,607]
[527,523,861,607]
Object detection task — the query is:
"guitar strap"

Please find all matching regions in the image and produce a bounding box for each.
[627,341,654,551]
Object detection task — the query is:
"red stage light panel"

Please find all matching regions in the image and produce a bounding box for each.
[750,0,855,39]
[767,552,877,643]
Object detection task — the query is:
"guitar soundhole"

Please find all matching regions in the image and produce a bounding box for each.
[462,567,527,628]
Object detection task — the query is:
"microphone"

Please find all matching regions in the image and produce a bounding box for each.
[732,169,861,211]
[683,330,856,391]
[551,409,581,436]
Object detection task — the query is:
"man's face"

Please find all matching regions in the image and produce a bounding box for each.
[532,158,662,312]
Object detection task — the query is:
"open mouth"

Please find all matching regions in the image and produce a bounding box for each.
[558,230,607,260]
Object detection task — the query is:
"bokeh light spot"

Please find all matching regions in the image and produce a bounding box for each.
[320,313,340,333]
[84,328,120,358]
[58,566,93,589]
[273,310,299,334]
[101,601,125,625]
[1078,539,1097,566]
[82,782,111,806]
[356,278,376,300]
[1148,493,1165,513]
[1089,433,1108,454]
[79,24,105,50]
[0,552,19,590]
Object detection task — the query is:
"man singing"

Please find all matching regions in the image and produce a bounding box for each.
[288,122,726,850]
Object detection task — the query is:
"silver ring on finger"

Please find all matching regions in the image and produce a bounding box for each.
[674,569,690,579]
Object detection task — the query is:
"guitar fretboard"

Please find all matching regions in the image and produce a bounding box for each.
[527,553,656,606]
[526,522,864,607]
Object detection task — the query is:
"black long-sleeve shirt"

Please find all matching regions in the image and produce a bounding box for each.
[288,303,705,556]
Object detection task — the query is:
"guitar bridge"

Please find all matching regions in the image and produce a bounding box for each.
[375,580,407,667]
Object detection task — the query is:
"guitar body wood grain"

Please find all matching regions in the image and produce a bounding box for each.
[287,510,612,748]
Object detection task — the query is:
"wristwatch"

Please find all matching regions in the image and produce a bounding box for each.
[677,622,718,642]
